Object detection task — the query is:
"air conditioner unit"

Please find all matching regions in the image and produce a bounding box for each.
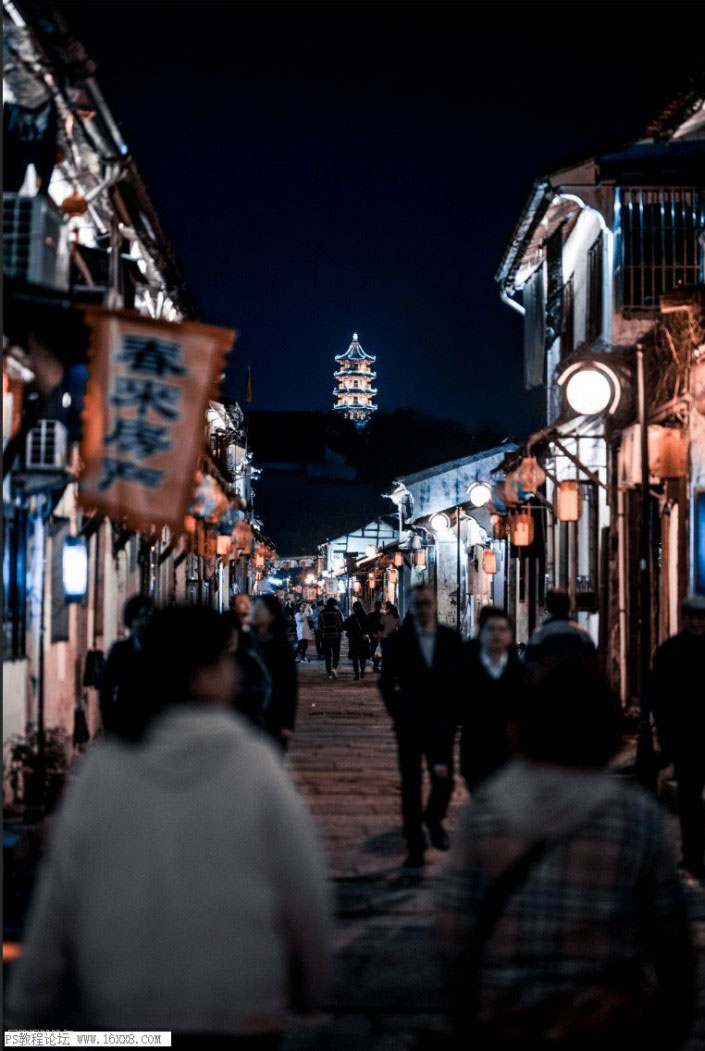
[25,419,68,471]
[3,193,69,290]
[618,424,688,487]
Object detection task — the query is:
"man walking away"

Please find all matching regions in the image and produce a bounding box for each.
[652,593,705,880]
[320,598,344,680]
[379,585,463,867]
[367,600,383,672]
[344,601,372,680]
[99,594,153,740]
[525,588,597,669]
[460,606,525,792]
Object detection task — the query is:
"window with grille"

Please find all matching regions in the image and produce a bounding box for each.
[618,187,704,314]
[587,233,603,341]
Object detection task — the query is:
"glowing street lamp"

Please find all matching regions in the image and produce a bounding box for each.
[63,536,88,602]
[557,360,623,417]
[430,511,450,532]
[467,481,492,507]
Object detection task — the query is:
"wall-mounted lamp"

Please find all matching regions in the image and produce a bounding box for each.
[63,535,88,602]
[467,481,492,507]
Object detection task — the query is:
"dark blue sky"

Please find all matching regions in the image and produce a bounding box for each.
[62,4,694,437]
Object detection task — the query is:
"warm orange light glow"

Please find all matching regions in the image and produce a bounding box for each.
[482,549,497,574]
[556,480,580,522]
[509,509,534,547]
[352,579,362,593]
[3,942,21,963]
[216,535,231,556]
[388,567,399,584]
[518,457,546,495]
[393,551,404,567]
[415,550,426,567]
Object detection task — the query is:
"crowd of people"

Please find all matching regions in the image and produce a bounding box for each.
[6,583,703,1047]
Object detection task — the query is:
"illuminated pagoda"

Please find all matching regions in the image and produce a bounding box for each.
[332,332,378,428]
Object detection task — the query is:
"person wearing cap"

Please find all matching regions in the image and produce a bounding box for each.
[651,594,705,880]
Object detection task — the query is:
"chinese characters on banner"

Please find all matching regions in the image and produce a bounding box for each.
[79,309,235,532]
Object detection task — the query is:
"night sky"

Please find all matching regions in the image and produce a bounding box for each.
[61,4,696,438]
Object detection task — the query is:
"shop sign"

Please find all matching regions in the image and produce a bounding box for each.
[78,308,234,532]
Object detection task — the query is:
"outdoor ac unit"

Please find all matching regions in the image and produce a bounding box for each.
[3,193,69,291]
[25,419,68,471]
[618,423,688,487]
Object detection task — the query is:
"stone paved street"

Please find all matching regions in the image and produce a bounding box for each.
[281,660,705,1051]
[282,659,461,1049]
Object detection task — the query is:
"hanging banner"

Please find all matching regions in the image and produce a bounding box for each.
[78,308,235,532]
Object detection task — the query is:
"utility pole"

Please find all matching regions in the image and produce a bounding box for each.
[635,344,655,790]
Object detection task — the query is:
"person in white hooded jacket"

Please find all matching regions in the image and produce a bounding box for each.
[7,606,334,1047]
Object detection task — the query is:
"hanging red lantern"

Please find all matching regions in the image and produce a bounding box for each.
[216,534,231,557]
[352,579,362,593]
[393,551,404,567]
[415,549,426,567]
[233,521,253,555]
[482,548,498,574]
[556,480,580,522]
[518,456,546,495]
[509,508,534,547]
[61,192,88,217]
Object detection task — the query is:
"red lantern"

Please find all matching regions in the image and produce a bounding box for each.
[482,548,497,574]
[61,192,88,217]
[216,534,231,556]
[415,550,426,567]
[393,551,404,567]
[509,508,534,547]
[352,579,362,593]
[556,480,580,522]
[518,457,546,495]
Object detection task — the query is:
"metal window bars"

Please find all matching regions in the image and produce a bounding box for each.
[620,187,704,315]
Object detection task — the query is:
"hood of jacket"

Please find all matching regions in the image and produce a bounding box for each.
[477,756,623,839]
[101,704,255,791]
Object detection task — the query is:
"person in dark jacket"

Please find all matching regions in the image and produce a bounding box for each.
[367,600,383,672]
[345,601,372,680]
[319,598,344,680]
[379,585,463,867]
[460,606,525,792]
[98,594,153,740]
[651,594,705,879]
[225,614,271,731]
[252,595,298,752]
[525,588,597,669]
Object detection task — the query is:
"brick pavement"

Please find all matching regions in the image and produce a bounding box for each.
[282,659,460,1049]
[281,659,705,1051]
